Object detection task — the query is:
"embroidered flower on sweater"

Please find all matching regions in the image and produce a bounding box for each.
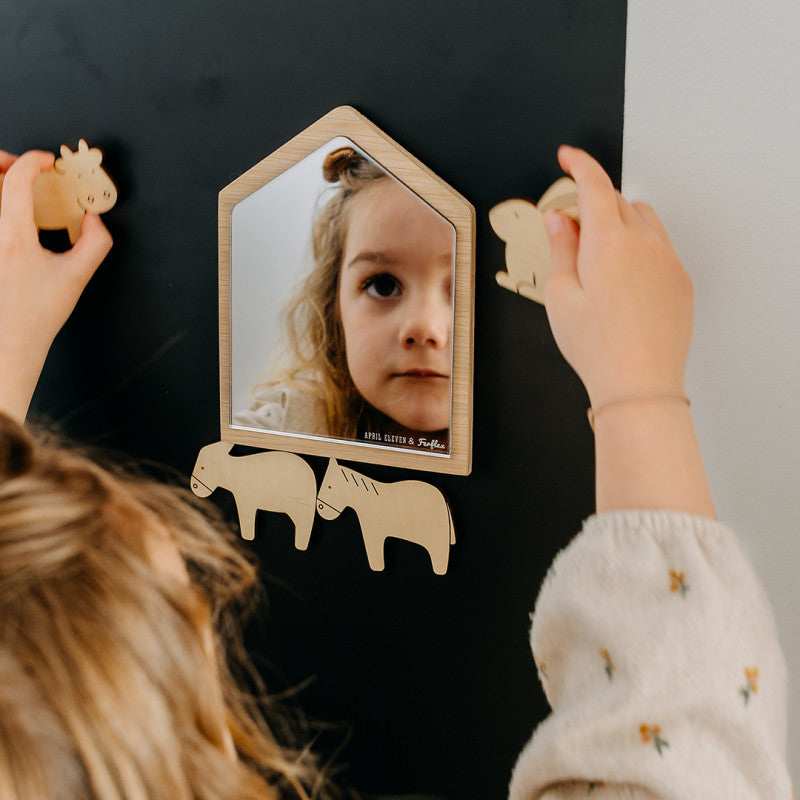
[669,569,689,596]
[740,666,759,705]
[599,648,615,680]
[640,724,669,755]
[533,652,548,682]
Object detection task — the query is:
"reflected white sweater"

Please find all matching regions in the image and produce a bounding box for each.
[509,511,793,799]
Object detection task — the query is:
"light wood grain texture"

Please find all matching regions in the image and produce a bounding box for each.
[490,177,578,304]
[218,105,474,475]
[316,458,455,575]
[191,441,317,544]
[0,139,117,244]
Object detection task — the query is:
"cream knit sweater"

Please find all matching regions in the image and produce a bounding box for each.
[509,511,792,799]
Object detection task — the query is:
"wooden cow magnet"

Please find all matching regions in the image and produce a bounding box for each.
[0,138,117,243]
[191,442,318,545]
[316,458,455,575]
[490,177,579,304]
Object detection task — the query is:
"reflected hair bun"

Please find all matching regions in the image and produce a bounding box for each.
[322,147,365,183]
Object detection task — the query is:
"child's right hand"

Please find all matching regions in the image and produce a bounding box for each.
[542,145,693,410]
[543,146,715,516]
[0,149,113,421]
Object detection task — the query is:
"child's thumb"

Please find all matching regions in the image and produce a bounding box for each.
[62,213,113,287]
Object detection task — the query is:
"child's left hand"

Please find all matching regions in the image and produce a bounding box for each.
[0,149,113,421]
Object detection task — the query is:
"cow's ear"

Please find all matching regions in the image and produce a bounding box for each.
[79,140,103,166]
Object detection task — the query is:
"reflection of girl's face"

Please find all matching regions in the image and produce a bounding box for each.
[337,178,454,432]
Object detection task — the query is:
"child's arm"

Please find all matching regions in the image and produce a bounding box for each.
[543,146,715,517]
[0,149,112,422]
[509,148,791,798]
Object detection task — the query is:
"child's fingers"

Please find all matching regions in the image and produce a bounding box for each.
[557,146,620,231]
[60,213,113,287]
[0,150,55,233]
[0,151,19,172]
[544,210,581,303]
[632,201,671,242]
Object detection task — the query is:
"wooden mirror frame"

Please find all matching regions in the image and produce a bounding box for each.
[219,106,474,474]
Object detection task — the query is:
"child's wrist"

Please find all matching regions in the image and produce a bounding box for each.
[587,390,689,431]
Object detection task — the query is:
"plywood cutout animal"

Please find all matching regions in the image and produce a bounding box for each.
[316,458,455,575]
[0,138,117,244]
[490,177,579,304]
[191,442,317,546]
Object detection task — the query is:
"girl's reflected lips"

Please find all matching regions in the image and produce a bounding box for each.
[394,369,449,379]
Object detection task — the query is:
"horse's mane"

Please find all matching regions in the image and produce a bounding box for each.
[339,467,380,496]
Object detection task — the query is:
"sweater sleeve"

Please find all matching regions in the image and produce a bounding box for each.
[508,510,792,799]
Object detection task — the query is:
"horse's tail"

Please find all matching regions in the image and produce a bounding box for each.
[446,496,455,544]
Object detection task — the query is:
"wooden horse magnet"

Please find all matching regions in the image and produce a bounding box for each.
[316,458,455,575]
[191,442,318,545]
[0,138,117,243]
[490,177,579,304]
[190,443,456,576]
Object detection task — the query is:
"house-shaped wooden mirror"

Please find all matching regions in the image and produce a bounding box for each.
[219,106,474,474]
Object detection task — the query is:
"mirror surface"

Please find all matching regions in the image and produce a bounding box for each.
[230,137,456,456]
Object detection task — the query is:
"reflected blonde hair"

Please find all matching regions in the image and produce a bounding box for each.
[262,147,388,439]
[0,413,327,800]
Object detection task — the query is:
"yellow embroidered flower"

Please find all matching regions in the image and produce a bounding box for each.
[740,666,759,704]
[599,648,615,679]
[669,569,689,596]
[639,724,669,755]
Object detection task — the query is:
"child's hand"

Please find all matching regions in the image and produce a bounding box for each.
[544,146,714,516]
[543,145,693,409]
[0,149,113,421]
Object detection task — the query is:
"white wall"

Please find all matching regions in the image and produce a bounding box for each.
[622,1,800,783]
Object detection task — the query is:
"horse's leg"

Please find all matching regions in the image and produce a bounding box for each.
[291,503,316,551]
[361,524,386,571]
[429,512,452,575]
[236,503,257,541]
[430,542,449,575]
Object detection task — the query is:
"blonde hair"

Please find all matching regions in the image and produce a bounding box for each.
[0,413,327,800]
[262,147,389,439]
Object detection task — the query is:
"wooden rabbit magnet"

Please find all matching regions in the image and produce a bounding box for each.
[490,177,578,304]
[0,139,117,244]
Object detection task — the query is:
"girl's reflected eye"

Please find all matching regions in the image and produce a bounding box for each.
[363,273,401,299]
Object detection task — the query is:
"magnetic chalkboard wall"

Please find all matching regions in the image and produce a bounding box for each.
[2,2,626,797]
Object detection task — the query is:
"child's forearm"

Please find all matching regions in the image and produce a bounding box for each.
[0,149,112,423]
[0,342,49,422]
[593,400,715,516]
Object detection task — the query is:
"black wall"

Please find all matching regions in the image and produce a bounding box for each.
[3,2,626,797]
